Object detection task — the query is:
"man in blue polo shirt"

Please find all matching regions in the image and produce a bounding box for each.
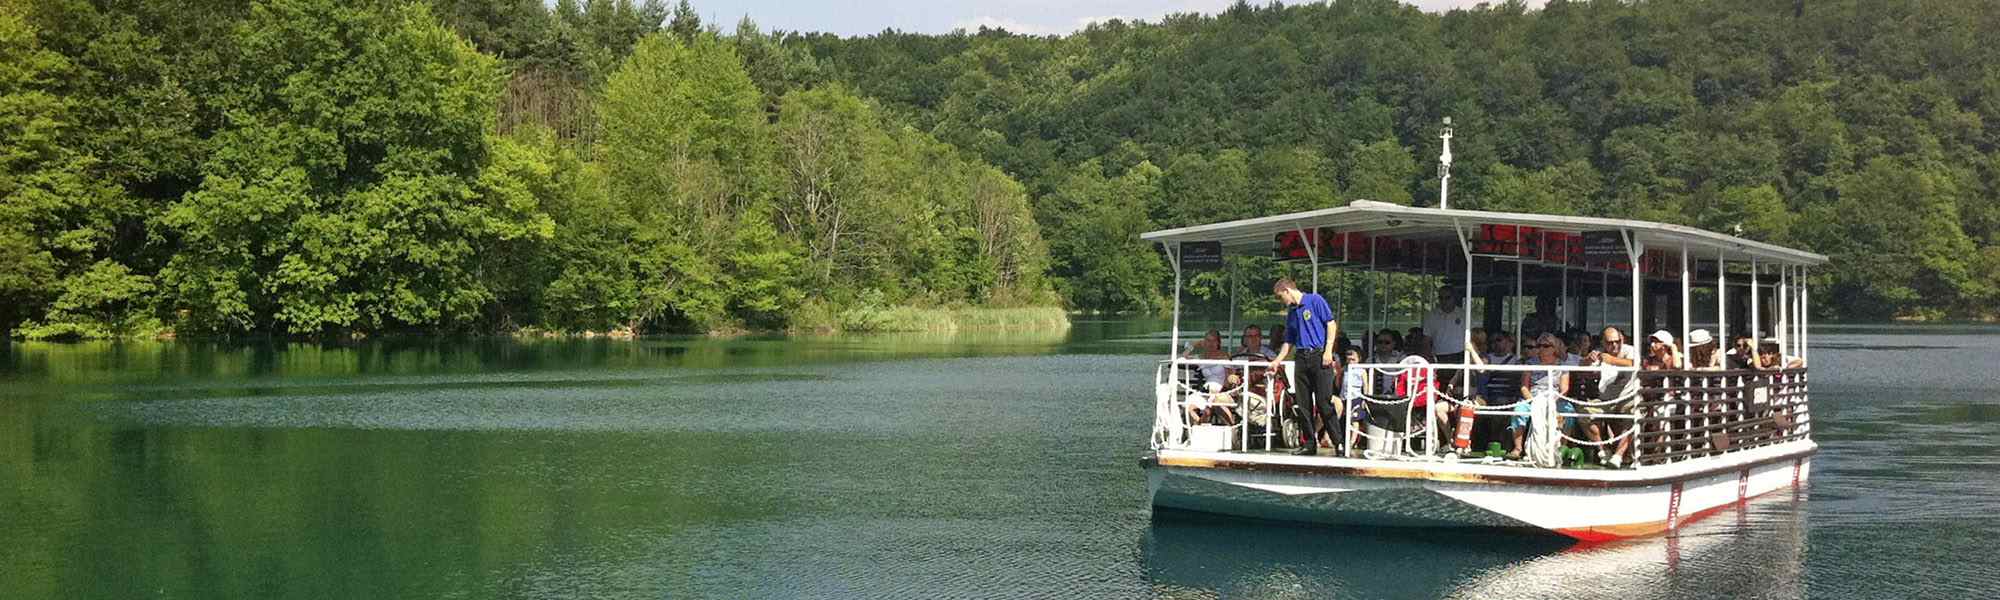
[1269,278,1340,456]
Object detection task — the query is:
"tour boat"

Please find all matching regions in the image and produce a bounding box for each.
[1140,124,1821,541]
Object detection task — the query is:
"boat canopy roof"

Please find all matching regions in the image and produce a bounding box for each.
[1141,200,1827,267]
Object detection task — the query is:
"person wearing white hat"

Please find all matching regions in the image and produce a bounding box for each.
[1686,329,1721,370]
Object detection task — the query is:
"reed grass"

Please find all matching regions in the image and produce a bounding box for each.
[792,303,1070,334]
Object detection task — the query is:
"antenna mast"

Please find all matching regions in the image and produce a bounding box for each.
[1438,117,1453,209]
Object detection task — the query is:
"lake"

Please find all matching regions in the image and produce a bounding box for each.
[3,322,1996,598]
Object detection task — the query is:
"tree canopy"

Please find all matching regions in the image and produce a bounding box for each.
[792,0,2000,319]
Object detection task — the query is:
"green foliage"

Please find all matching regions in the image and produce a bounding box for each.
[18,0,2000,338]
[1809,156,1979,319]
[1041,161,1168,312]
[5,1,1055,339]
[793,293,1069,333]
[17,260,157,340]
[772,84,1046,307]
[159,0,529,335]
[0,6,69,332]
[1342,140,1416,205]
[0,3,162,338]
[1474,160,1600,216]
[796,0,2000,320]
[598,31,789,331]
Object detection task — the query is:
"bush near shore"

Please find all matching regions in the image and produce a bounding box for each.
[791,302,1070,334]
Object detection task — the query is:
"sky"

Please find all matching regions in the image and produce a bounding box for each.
[691,1,1547,37]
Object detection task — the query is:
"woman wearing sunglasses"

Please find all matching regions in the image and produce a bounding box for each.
[1507,333,1570,460]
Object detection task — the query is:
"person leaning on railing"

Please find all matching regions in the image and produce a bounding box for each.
[1643,330,1684,370]
[1582,326,1640,468]
[1686,329,1723,371]
[1756,338,1805,369]
[1725,335,1758,370]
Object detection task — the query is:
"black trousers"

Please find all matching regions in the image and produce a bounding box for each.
[1292,349,1340,450]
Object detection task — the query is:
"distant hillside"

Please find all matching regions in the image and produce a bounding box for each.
[791,0,2000,320]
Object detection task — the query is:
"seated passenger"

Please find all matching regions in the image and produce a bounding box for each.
[1464,328,1492,396]
[1509,333,1571,460]
[1583,326,1640,468]
[1182,329,1231,382]
[1565,329,1592,366]
[1725,335,1757,370]
[1486,331,1518,366]
[1686,329,1722,370]
[1757,338,1805,369]
[1644,330,1683,370]
[1370,329,1406,397]
[1235,325,1274,359]
[1341,347,1368,451]
[1520,303,1561,341]
[1230,325,1275,404]
[1371,329,1406,364]
[1181,329,1236,425]
[1404,326,1430,361]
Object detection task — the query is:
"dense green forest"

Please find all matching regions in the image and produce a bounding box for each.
[3,0,1997,340]
[0,0,1052,339]
[786,0,2000,322]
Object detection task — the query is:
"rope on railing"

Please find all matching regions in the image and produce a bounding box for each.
[1553,387,1643,408]
[1431,389,1533,410]
[1358,394,1414,406]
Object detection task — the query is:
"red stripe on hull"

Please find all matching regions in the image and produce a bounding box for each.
[1554,484,1795,541]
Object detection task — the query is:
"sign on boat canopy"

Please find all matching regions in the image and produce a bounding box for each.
[1581,230,1626,261]
[1179,241,1224,271]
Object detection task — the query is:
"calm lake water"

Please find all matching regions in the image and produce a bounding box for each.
[3,322,1997,598]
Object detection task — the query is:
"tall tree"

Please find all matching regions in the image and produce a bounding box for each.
[599,32,796,330]
[159,0,547,334]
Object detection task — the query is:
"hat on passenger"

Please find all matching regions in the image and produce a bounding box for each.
[1687,329,1714,346]
[1649,330,1674,345]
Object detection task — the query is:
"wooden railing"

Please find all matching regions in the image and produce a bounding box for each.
[1632,368,1811,466]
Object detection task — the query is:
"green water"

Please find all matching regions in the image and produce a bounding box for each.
[2,322,1995,598]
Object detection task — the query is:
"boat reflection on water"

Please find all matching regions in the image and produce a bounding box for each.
[1142,491,1809,599]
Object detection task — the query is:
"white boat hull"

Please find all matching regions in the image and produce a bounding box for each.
[1146,441,1814,541]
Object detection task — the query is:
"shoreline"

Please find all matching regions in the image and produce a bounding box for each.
[1,305,1074,344]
